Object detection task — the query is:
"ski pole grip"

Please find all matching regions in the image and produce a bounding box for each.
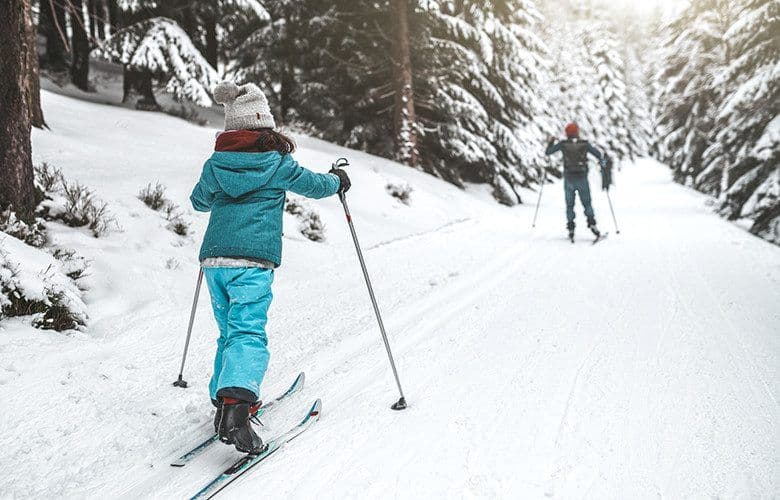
[332,157,349,169]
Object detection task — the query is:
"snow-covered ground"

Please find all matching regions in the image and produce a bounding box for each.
[1,89,778,499]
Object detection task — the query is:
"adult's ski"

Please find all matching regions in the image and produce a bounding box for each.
[190,398,322,500]
[592,232,609,245]
[171,372,305,467]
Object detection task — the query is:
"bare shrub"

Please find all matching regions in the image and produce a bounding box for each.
[34,163,64,192]
[59,180,117,237]
[0,250,86,332]
[386,182,413,205]
[138,183,191,236]
[285,197,325,242]
[0,210,47,247]
[49,248,90,285]
[138,183,167,211]
[166,215,190,236]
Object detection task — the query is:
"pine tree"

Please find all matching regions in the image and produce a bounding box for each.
[545,15,627,163]
[589,23,632,161]
[101,15,219,107]
[295,1,396,150]
[654,0,728,187]
[223,1,551,202]
[622,43,654,160]
[414,0,550,203]
[224,0,312,125]
[546,21,603,153]
[654,0,779,245]
[710,0,779,243]
[174,0,270,71]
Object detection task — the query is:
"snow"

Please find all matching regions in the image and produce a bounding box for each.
[1,89,778,498]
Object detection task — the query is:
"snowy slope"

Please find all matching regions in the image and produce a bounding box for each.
[0,90,778,499]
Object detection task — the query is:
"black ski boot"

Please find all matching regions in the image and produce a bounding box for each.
[213,399,222,434]
[218,401,267,454]
[587,219,600,238]
[213,399,262,434]
[567,222,575,243]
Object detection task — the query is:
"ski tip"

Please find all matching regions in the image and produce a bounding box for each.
[293,371,306,390]
[171,460,186,467]
[310,399,322,419]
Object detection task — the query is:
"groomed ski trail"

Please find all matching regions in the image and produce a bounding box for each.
[218,160,779,499]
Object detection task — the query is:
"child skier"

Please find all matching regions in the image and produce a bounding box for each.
[190,81,350,454]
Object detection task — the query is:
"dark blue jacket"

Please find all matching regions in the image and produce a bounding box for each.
[546,138,606,176]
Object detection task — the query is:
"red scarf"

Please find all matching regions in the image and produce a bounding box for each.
[215,130,262,152]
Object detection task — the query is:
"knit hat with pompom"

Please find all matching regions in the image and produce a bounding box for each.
[213,81,276,131]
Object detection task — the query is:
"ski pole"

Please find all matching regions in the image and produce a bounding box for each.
[334,158,407,411]
[173,268,204,388]
[532,168,547,228]
[605,189,620,234]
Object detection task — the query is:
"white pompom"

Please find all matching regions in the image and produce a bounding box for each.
[213,81,240,105]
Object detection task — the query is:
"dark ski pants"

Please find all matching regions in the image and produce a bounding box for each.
[564,174,596,229]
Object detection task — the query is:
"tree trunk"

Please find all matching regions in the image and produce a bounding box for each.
[391,0,418,166]
[70,0,90,91]
[88,0,106,40]
[88,0,97,39]
[204,0,219,69]
[715,0,733,201]
[39,0,69,71]
[279,7,296,124]
[106,0,118,37]
[22,0,47,129]
[122,67,160,110]
[99,0,108,39]
[0,0,38,222]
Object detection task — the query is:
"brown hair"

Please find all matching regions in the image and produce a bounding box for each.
[252,128,296,154]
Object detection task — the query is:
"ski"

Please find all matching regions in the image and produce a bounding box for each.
[592,232,609,245]
[190,399,322,500]
[170,372,305,467]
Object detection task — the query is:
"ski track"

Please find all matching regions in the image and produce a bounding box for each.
[366,217,473,251]
[1,91,779,499]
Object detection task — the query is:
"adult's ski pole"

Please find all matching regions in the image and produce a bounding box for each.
[173,268,204,388]
[334,158,408,411]
[532,168,547,228]
[605,189,620,234]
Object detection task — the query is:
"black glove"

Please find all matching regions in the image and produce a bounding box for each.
[330,168,351,194]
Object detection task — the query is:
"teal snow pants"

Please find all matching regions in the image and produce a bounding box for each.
[564,174,596,229]
[203,267,273,403]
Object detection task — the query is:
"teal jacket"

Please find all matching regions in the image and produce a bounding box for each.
[190,151,340,266]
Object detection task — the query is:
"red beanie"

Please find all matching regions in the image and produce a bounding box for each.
[565,123,579,138]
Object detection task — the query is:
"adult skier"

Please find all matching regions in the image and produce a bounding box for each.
[545,122,607,241]
[190,81,351,454]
